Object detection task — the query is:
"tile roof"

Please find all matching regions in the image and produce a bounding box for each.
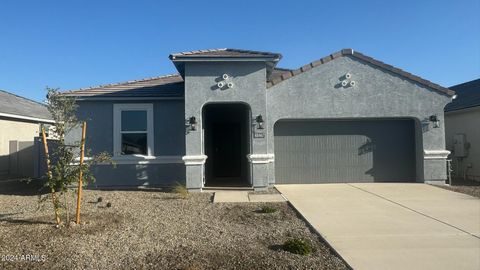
[0,90,52,121]
[63,48,454,98]
[169,48,282,60]
[63,74,184,97]
[63,68,291,98]
[269,67,292,83]
[267,49,455,96]
[445,79,480,112]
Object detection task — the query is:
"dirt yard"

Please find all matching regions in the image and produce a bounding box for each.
[0,189,348,270]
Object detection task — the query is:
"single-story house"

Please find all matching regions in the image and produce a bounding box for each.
[444,79,480,183]
[0,90,54,179]
[64,48,455,190]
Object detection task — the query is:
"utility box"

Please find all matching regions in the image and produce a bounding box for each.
[453,134,468,157]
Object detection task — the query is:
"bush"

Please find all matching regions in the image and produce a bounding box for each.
[259,206,277,213]
[172,182,189,199]
[282,239,313,255]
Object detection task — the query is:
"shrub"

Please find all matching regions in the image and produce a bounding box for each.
[172,182,189,199]
[282,239,313,255]
[259,206,277,213]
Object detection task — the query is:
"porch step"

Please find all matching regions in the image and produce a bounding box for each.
[213,190,286,203]
[203,186,254,191]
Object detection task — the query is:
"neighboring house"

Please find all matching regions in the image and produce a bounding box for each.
[444,79,480,182]
[0,90,54,179]
[64,48,454,190]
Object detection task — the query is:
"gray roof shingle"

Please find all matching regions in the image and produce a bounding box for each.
[445,79,480,112]
[0,90,52,121]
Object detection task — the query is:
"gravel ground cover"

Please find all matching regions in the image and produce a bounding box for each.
[0,189,348,270]
[433,183,480,198]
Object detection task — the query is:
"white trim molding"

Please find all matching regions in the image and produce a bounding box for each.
[0,112,55,124]
[182,155,208,165]
[247,154,275,164]
[72,155,183,165]
[424,150,451,160]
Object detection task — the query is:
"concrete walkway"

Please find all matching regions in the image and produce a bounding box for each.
[213,190,286,203]
[276,183,480,270]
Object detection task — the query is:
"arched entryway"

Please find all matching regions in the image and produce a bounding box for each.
[202,103,251,187]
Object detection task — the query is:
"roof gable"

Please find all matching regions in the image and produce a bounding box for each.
[267,49,454,96]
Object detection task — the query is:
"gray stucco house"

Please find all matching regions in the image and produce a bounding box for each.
[64,48,455,190]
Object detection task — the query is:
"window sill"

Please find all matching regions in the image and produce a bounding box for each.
[74,155,183,165]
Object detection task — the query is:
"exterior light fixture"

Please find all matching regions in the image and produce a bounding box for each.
[187,116,197,131]
[255,114,264,129]
[349,81,356,87]
[429,115,440,128]
[227,82,234,88]
[217,82,225,88]
[345,73,352,79]
[341,80,349,87]
[222,74,229,80]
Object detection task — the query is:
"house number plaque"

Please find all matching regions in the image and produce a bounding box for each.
[254,132,265,138]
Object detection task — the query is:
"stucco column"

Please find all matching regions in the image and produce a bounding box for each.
[421,115,450,183]
[247,154,274,190]
[183,155,206,190]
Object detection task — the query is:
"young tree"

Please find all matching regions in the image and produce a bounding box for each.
[41,87,111,226]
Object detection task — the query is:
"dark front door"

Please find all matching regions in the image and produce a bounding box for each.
[211,123,242,178]
[204,104,250,187]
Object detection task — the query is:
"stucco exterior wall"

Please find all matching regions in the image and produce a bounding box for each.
[74,99,186,187]
[445,107,480,181]
[182,61,268,189]
[267,56,452,183]
[0,118,41,178]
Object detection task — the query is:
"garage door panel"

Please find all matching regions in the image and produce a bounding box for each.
[274,119,416,184]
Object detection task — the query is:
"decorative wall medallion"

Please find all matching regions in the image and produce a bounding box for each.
[213,73,234,90]
[337,72,356,88]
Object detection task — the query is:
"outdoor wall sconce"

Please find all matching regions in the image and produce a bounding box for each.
[429,115,440,128]
[255,114,264,129]
[186,116,197,131]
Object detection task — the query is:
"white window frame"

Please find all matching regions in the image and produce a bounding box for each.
[113,104,154,157]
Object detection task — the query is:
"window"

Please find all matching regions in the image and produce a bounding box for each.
[113,104,154,157]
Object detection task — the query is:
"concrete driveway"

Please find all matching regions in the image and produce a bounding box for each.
[276,183,480,270]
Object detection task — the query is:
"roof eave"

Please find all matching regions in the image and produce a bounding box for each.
[169,55,281,62]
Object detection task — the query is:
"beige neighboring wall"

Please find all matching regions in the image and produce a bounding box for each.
[0,118,41,178]
[445,106,480,181]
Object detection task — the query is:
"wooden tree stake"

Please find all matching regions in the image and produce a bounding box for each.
[75,122,87,224]
[41,127,61,225]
